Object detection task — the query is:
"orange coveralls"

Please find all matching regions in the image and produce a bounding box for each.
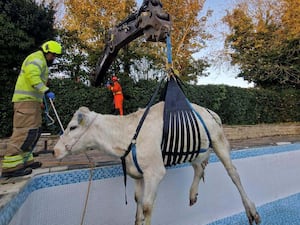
[108,81,124,115]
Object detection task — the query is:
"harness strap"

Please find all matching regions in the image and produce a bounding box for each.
[120,148,130,205]
[190,102,213,148]
[166,35,172,64]
[131,76,166,143]
[131,143,143,174]
[120,75,166,200]
[177,74,212,149]
[173,76,212,147]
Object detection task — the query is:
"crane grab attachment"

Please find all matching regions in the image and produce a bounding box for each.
[92,0,171,86]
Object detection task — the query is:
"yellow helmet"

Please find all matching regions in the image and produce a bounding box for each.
[42,40,62,55]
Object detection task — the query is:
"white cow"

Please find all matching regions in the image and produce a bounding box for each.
[54,102,261,225]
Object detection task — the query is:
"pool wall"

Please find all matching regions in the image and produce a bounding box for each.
[1,143,300,225]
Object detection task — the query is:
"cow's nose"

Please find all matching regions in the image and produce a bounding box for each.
[53,150,58,158]
[53,148,61,159]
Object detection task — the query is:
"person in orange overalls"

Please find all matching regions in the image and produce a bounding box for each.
[106,75,124,115]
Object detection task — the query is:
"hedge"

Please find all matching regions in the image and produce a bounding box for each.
[0,77,299,137]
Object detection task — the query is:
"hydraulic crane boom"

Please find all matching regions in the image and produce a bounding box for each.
[93,0,171,86]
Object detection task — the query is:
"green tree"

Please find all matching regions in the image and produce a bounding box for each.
[55,29,90,82]
[61,0,211,82]
[60,0,138,80]
[0,0,57,137]
[62,0,136,51]
[223,0,300,88]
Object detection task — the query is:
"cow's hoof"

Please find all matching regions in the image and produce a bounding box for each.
[248,212,261,225]
[189,193,198,206]
[254,212,261,224]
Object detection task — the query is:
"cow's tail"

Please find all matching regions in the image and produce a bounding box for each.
[205,108,223,127]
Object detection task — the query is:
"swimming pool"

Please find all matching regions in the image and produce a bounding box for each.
[1,143,300,225]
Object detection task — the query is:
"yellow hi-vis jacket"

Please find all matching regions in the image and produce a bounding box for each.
[12,50,49,103]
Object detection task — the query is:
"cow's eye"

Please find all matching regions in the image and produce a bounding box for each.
[70,126,78,131]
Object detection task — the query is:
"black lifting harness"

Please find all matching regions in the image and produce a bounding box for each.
[161,75,212,167]
[121,74,212,173]
[120,74,212,204]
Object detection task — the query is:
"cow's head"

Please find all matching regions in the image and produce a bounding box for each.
[54,107,97,159]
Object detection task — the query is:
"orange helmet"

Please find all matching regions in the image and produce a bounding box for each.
[112,76,118,81]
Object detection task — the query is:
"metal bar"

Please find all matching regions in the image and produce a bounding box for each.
[49,98,65,133]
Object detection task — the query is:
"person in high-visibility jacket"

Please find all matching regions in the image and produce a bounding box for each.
[106,75,124,115]
[1,40,62,178]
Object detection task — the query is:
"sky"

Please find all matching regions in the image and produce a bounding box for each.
[137,0,254,88]
[194,0,254,88]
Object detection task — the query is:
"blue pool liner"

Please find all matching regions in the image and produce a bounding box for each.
[1,143,300,225]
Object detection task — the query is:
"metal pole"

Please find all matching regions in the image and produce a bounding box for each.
[49,98,65,133]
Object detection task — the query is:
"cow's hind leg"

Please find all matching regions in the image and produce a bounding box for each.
[212,134,261,225]
[189,150,210,206]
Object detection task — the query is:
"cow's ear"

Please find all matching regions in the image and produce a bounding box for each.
[77,113,85,125]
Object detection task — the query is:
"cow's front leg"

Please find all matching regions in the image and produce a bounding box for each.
[142,168,166,225]
[189,151,210,206]
[134,179,144,225]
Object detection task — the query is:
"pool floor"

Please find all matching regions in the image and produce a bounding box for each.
[209,192,300,225]
[3,143,300,225]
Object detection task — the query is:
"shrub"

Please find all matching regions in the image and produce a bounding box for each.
[0,77,299,137]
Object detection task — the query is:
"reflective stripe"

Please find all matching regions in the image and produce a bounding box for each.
[14,90,43,99]
[2,154,24,169]
[2,153,34,169]
[34,82,46,91]
[2,160,24,169]
[40,64,47,81]
[3,154,24,162]
[26,60,42,71]
[113,91,123,95]
[26,60,47,81]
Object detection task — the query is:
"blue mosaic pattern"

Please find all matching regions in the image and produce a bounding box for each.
[208,192,300,225]
[168,143,300,169]
[0,166,122,225]
[0,143,299,225]
[209,143,300,163]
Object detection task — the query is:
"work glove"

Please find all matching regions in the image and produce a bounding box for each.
[106,81,111,88]
[46,91,55,100]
